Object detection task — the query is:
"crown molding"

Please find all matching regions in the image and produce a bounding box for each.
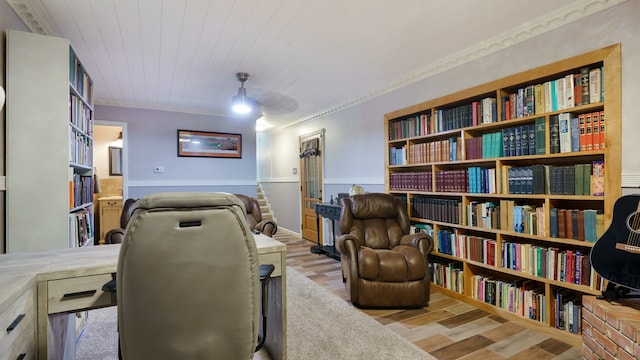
[6,0,55,35]
[271,0,629,134]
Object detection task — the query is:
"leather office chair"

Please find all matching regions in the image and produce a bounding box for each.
[234,194,278,237]
[336,193,433,308]
[114,192,273,359]
[103,198,137,244]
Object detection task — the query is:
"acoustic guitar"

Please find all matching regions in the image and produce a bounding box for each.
[591,195,640,291]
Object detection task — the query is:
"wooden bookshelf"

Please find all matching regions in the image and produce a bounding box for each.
[6,30,95,252]
[385,44,621,346]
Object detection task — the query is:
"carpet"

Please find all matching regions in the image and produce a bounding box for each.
[76,266,434,359]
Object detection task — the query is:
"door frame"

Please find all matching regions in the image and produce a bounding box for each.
[94,120,128,200]
[299,129,324,243]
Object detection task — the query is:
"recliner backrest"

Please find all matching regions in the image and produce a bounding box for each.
[117,192,259,360]
[339,193,410,249]
[119,198,138,228]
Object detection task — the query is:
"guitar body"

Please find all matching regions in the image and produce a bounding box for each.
[591,195,640,291]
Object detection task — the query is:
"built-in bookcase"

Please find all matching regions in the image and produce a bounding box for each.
[6,30,95,252]
[386,44,621,346]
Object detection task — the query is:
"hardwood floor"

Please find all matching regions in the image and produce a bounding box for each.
[273,230,583,360]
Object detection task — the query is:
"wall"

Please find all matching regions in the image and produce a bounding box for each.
[95,105,258,199]
[258,0,640,238]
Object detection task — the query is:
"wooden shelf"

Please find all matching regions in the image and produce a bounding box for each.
[387,44,622,343]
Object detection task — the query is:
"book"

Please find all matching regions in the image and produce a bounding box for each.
[578,114,587,151]
[549,115,560,154]
[558,113,572,153]
[591,175,604,196]
[570,117,580,153]
[564,74,575,108]
[534,117,546,155]
[591,112,600,150]
[589,68,602,103]
[573,73,583,106]
[558,209,566,238]
[482,97,497,123]
[534,84,545,114]
[580,67,590,105]
[549,208,559,238]
[584,113,593,151]
[599,110,605,150]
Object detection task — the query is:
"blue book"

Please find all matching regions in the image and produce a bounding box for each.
[570,117,580,152]
[549,208,559,237]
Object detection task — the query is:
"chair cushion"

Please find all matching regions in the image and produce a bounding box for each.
[358,245,426,282]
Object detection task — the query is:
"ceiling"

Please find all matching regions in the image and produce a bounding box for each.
[7,0,618,132]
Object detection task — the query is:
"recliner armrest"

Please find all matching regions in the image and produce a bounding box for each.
[104,228,125,245]
[255,219,278,237]
[400,233,434,255]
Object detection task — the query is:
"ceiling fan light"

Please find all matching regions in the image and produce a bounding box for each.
[231,72,253,114]
[232,93,252,114]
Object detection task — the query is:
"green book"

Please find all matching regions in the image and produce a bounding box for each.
[535,117,546,155]
[574,164,584,196]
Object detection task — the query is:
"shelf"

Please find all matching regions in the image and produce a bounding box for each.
[386,44,622,343]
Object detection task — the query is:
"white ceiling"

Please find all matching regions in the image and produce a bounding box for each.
[7,0,622,131]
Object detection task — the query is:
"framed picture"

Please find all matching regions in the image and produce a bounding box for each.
[109,146,123,175]
[177,130,242,158]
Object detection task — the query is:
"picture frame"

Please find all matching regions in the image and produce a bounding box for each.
[177,129,242,158]
[109,146,123,176]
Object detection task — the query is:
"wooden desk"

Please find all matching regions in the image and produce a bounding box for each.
[0,234,287,360]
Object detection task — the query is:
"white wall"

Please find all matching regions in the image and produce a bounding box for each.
[259,0,640,235]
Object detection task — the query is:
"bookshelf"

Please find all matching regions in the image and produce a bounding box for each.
[6,30,95,252]
[385,44,621,346]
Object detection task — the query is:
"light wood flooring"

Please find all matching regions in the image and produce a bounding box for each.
[273,230,584,360]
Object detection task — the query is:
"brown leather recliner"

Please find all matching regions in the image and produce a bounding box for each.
[234,194,278,237]
[103,198,138,244]
[336,193,433,308]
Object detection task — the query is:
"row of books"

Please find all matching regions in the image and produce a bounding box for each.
[418,199,602,243]
[502,242,598,286]
[389,145,406,165]
[428,260,463,294]
[505,161,604,196]
[69,48,93,104]
[470,275,546,323]
[466,201,500,230]
[410,197,461,224]
[389,171,433,192]
[555,290,582,334]
[70,129,93,166]
[503,65,603,120]
[549,208,604,242]
[70,174,93,209]
[69,209,93,248]
[550,111,605,154]
[388,113,432,140]
[434,97,498,132]
[499,201,541,235]
[393,112,604,167]
[69,93,93,134]
[407,137,461,164]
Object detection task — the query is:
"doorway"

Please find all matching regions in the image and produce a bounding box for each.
[300,130,323,243]
[94,121,127,199]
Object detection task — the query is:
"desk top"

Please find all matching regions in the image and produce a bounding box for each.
[0,233,285,312]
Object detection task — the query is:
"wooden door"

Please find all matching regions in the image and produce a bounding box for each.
[300,131,323,242]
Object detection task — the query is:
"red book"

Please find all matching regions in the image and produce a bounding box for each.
[591,111,600,150]
[578,114,587,152]
[558,209,567,238]
[584,113,593,151]
[599,110,605,150]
